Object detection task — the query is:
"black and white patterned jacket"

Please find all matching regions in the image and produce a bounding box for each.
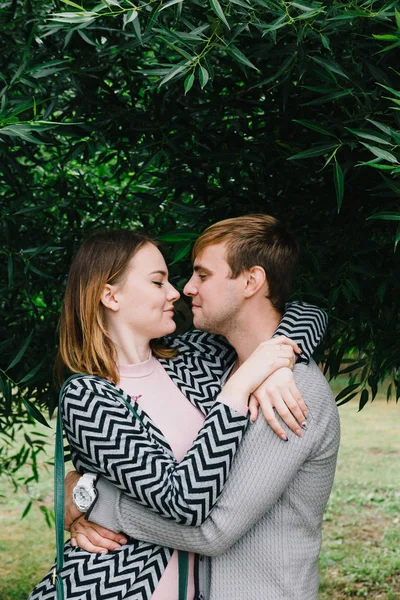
[29,301,327,600]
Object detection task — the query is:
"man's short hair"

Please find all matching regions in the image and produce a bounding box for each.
[193,214,299,314]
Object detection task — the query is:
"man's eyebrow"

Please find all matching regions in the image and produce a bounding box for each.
[149,270,168,276]
[193,265,213,274]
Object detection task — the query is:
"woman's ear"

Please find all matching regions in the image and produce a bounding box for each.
[243,266,268,299]
[100,284,119,312]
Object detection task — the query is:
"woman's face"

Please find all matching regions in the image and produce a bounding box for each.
[109,243,180,341]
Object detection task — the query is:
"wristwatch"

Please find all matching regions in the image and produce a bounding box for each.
[72,473,97,512]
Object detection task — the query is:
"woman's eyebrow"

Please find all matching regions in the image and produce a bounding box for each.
[149,270,168,276]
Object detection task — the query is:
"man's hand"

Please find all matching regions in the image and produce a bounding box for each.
[65,471,84,531]
[70,515,128,553]
[248,368,308,440]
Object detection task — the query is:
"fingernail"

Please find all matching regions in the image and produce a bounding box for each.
[301,422,307,430]
[281,434,289,442]
[119,538,127,544]
[101,550,108,555]
[304,414,309,420]
[295,428,303,437]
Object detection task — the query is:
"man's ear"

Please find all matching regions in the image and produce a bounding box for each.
[243,266,268,299]
[100,284,120,312]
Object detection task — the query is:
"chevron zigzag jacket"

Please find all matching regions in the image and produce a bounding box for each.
[28,301,327,600]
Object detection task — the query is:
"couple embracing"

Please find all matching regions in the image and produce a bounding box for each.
[29,214,339,600]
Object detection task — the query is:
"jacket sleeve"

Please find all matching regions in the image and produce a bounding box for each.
[62,376,248,526]
[275,301,327,363]
[88,363,340,555]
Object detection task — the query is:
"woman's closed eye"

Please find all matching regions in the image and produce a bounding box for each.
[152,281,165,287]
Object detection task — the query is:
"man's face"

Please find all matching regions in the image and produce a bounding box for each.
[183,243,244,335]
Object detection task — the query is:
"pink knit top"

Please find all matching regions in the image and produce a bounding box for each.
[119,354,205,600]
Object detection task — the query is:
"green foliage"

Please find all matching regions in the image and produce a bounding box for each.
[1,0,399,483]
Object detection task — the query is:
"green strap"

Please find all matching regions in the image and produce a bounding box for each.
[54,375,188,600]
[178,550,189,600]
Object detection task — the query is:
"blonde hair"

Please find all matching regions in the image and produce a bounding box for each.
[56,231,177,385]
[193,214,299,313]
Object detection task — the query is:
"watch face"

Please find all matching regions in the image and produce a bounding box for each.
[73,487,92,510]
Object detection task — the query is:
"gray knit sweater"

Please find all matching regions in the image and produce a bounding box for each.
[90,359,340,600]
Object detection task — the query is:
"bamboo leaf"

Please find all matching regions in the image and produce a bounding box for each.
[335,383,360,403]
[360,142,398,163]
[7,331,34,370]
[160,0,184,11]
[21,397,50,428]
[159,65,186,87]
[294,119,336,137]
[333,160,344,213]
[209,0,231,29]
[367,212,400,221]
[346,127,391,145]
[21,501,33,519]
[199,65,209,88]
[288,144,338,160]
[184,72,194,94]
[358,388,369,411]
[309,55,350,80]
[227,44,258,71]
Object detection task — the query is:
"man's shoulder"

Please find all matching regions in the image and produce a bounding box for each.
[294,359,337,410]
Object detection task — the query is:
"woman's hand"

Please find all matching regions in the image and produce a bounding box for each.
[222,336,300,400]
[70,515,128,554]
[248,367,308,440]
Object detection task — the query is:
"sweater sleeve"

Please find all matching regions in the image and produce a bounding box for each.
[88,363,340,555]
[275,301,327,363]
[63,376,248,526]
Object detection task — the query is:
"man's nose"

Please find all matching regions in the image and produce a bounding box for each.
[183,277,197,297]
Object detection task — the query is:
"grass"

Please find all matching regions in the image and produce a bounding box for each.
[0,394,399,600]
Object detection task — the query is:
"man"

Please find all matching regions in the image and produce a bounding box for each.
[67,214,340,599]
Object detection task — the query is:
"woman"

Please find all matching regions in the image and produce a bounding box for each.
[28,230,309,600]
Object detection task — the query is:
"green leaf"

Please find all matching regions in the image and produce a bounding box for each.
[367,212,400,221]
[21,397,50,428]
[320,33,331,50]
[288,144,338,160]
[18,358,46,385]
[335,383,360,403]
[8,255,14,286]
[60,0,85,9]
[184,72,194,94]
[7,331,34,370]
[230,0,251,8]
[346,128,391,145]
[132,13,142,43]
[301,90,353,107]
[365,119,400,144]
[199,65,209,88]
[396,8,400,30]
[395,225,400,251]
[358,389,369,411]
[373,34,399,41]
[309,56,350,80]
[123,9,138,28]
[171,242,192,264]
[209,0,230,29]
[227,45,258,71]
[159,65,186,87]
[333,161,344,213]
[160,0,184,11]
[336,391,360,407]
[21,500,33,519]
[360,142,398,163]
[158,232,199,243]
[293,119,336,138]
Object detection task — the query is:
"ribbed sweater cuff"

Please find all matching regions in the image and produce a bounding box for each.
[88,476,121,532]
